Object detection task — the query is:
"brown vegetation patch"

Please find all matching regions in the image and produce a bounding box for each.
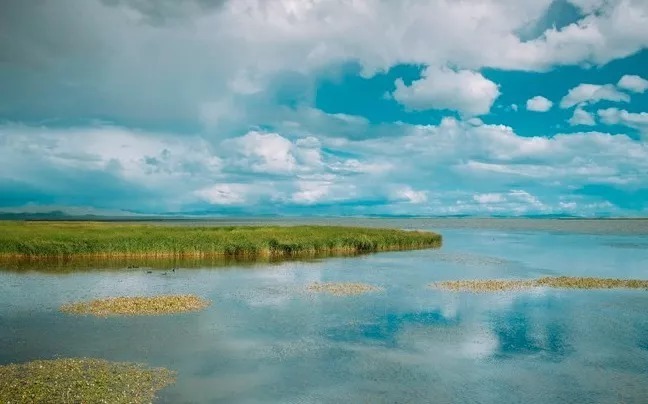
[61,295,209,316]
[307,282,382,296]
[433,276,648,292]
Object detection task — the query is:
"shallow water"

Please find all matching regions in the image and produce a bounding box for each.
[1,219,648,403]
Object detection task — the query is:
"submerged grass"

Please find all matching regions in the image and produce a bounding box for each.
[433,276,648,292]
[61,295,209,316]
[307,282,382,296]
[0,221,441,259]
[0,358,175,403]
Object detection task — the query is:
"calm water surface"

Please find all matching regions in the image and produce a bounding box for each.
[1,219,648,403]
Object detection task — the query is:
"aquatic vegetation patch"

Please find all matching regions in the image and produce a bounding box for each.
[535,276,648,289]
[61,295,209,316]
[0,221,442,259]
[433,276,648,292]
[307,282,382,296]
[432,279,536,292]
[0,358,175,403]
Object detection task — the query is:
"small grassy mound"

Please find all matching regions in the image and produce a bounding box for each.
[0,221,442,259]
[433,276,648,292]
[61,295,209,316]
[307,282,381,296]
[0,358,175,403]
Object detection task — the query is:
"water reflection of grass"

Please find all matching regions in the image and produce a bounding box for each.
[307,282,382,296]
[61,295,209,316]
[433,276,648,292]
[0,358,175,403]
[0,221,441,259]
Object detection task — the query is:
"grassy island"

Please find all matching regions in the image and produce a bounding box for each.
[61,295,210,316]
[0,358,175,403]
[433,276,648,292]
[0,221,441,259]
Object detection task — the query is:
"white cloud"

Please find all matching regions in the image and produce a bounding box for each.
[598,108,648,135]
[392,186,428,204]
[473,193,505,204]
[3,115,648,216]
[2,0,648,131]
[560,83,630,108]
[568,107,596,126]
[617,74,648,93]
[526,96,553,112]
[392,67,500,116]
[195,183,249,205]
[225,131,299,174]
[291,176,358,205]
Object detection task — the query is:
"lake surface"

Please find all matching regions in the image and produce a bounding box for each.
[2,219,648,403]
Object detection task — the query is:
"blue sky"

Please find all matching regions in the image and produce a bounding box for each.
[1,0,648,217]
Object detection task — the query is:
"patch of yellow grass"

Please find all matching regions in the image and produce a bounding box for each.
[307,282,382,296]
[432,276,648,292]
[0,358,175,403]
[535,276,648,289]
[433,279,535,292]
[61,295,209,316]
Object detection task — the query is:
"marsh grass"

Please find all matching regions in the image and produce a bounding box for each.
[307,282,382,296]
[60,295,209,316]
[433,276,648,292]
[0,358,175,403]
[0,221,441,259]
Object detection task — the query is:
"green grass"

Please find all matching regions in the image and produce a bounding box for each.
[0,221,442,259]
[0,358,175,403]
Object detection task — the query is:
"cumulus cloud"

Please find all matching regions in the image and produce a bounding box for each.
[2,1,648,216]
[568,107,596,126]
[526,96,553,112]
[2,0,648,127]
[392,68,500,116]
[597,108,648,136]
[391,186,428,204]
[559,83,630,108]
[2,118,647,215]
[617,74,648,93]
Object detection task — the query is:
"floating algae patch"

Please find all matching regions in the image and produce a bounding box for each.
[0,358,175,404]
[307,282,382,296]
[429,251,511,267]
[535,276,648,289]
[432,279,536,292]
[61,295,209,316]
[433,277,648,292]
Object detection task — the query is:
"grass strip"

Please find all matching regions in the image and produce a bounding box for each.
[0,221,441,259]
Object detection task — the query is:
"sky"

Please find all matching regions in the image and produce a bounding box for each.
[1,0,648,217]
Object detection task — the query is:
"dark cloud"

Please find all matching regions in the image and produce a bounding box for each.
[100,0,228,25]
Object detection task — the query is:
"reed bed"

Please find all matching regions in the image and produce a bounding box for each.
[307,282,382,296]
[60,295,209,316]
[0,358,175,403]
[0,221,441,259]
[433,276,648,292]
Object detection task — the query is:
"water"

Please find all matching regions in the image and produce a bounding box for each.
[1,219,648,403]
